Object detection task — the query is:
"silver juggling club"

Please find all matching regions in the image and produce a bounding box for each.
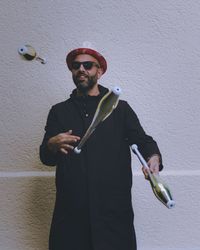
[74,86,121,154]
[131,144,175,209]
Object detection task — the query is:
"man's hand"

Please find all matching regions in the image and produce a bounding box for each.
[142,154,160,180]
[47,130,80,155]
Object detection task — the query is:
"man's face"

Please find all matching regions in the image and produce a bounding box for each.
[71,54,103,93]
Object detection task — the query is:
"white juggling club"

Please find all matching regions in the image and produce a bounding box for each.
[131,144,175,209]
[74,86,121,154]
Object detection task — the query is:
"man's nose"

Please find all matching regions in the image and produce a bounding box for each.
[79,64,86,71]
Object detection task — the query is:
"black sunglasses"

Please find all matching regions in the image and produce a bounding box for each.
[71,61,100,70]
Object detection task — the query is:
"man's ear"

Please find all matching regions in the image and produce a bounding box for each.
[97,68,103,79]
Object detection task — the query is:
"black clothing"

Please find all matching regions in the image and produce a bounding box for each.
[40,85,163,250]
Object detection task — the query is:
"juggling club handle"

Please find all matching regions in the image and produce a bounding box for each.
[131,144,149,170]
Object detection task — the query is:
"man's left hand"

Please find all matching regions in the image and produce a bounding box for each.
[142,154,160,179]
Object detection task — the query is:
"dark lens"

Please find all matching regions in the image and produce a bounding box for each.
[82,61,93,70]
[72,61,81,70]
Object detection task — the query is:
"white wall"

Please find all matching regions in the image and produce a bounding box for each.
[0,0,200,249]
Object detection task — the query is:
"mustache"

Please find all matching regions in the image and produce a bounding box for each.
[76,72,88,78]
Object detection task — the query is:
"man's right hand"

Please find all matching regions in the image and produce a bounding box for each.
[47,130,80,155]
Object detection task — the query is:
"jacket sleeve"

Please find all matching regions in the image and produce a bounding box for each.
[39,106,62,166]
[124,101,163,171]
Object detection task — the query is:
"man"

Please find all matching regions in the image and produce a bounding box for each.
[40,46,163,250]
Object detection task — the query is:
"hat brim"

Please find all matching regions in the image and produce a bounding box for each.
[66,48,107,74]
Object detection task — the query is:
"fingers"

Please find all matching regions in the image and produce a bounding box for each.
[149,165,159,175]
[56,131,80,146]
[142,155,160,180]
[60,145,74,154]
[65,130,72,135]
[142,166,149,180]
[147,155,160,174]
[48,130,81,155]
[59,130,80,155]
[60,137,78,145]
[142,164,159,181]
[148,161,159,175]
[60,148,69,154]
[63,130,80,143]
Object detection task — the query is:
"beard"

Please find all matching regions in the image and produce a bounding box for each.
[72,72,98,94]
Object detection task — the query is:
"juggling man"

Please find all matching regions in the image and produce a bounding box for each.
[40,43,163,250]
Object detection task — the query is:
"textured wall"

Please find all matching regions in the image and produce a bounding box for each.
[0,0,200,249]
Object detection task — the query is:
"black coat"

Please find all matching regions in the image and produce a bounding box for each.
[40,85,163,250]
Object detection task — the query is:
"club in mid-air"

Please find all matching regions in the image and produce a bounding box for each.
[74,86,121,154]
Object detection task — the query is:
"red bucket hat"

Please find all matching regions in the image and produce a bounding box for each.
[66,47,107,74]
